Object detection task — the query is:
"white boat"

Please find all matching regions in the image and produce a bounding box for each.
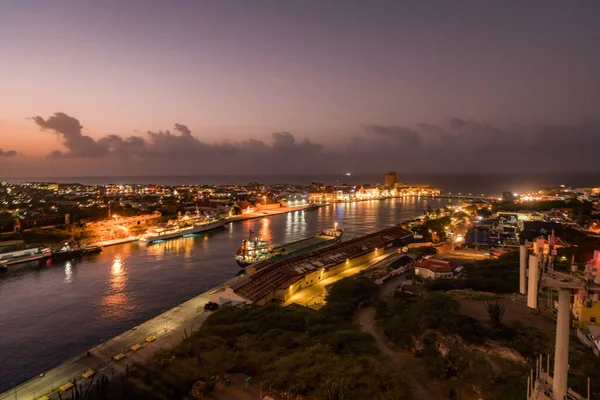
[140,211,224,244]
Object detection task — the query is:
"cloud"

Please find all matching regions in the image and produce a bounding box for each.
[31,112,109,158]
[355,118,600,172]
[174,123,192,137]
[30,112,328,174]
[0,149,17,157]
[29,112,600,174]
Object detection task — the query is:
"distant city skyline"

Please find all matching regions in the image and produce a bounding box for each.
[1,1,599,175]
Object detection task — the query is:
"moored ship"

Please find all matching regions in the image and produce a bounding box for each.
[234,225,343,267]
[139,210,224,244]
[51,241,102,260]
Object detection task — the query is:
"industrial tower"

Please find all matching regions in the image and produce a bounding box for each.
[521,237,598,399]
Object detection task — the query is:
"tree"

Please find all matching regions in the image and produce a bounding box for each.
[477,207,492,219]
[411,246,438,259]
[484,301,506,330]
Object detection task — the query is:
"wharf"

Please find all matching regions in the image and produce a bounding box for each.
[90,237,139,248]
[4,253,49,266]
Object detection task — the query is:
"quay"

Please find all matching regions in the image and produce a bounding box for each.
[0,225,413,400]
[224,204,310,222]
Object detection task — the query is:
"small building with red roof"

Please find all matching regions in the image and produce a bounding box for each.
[414,258,463,280]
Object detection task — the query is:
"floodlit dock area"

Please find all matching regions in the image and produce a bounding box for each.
[228,226,413,304]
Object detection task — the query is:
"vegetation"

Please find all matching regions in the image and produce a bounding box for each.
[494,199,594,214]
[423,253,520,294]
[411,215,452,242]
[568,340,600,399]
[376,292,550,399]
[74,277,410,399]
[484,301,506,330]
[409,245,438,259]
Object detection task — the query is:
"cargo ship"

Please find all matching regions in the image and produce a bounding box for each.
[234,225,343,267]
[140,210,224,244]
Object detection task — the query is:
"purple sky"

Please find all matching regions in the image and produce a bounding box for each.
[1,1,599,176]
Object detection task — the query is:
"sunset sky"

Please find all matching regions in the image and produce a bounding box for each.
[1,1,599,176]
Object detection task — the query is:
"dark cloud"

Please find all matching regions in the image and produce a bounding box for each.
[356,119,600,172]
[31,112,109,158]
[29,112,600,174]
[361,124,421,148]
[174,123,192,137]
[30,113,327,174]
[0,149,17,157]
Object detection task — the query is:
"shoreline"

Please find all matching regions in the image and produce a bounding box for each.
[0,200,427,398]
[0,207,313,399]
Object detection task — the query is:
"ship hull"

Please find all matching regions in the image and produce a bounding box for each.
[51,249,84,260]
[142,220,224,244]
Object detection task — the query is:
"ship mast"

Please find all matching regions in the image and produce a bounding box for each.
[243,229,254,260]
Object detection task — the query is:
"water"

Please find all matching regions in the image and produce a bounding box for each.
[0,198,450,392]
[2,173,599,196]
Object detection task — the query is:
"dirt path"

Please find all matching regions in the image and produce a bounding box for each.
[355,275,441,400]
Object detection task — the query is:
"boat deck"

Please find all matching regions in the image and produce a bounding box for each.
[276,235,333,256]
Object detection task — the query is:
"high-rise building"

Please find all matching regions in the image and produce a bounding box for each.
[385,171,398,187]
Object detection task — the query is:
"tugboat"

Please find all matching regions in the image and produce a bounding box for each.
[51,241,85,261]
[234,225,344,267]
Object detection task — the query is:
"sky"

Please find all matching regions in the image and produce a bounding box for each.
[1,0,599,177]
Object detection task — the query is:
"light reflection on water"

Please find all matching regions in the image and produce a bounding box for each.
[0,198,451,392]
[144,235,197,260]
[63,261,73,284]
[259,217,272,243]
[100,255,132,320]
